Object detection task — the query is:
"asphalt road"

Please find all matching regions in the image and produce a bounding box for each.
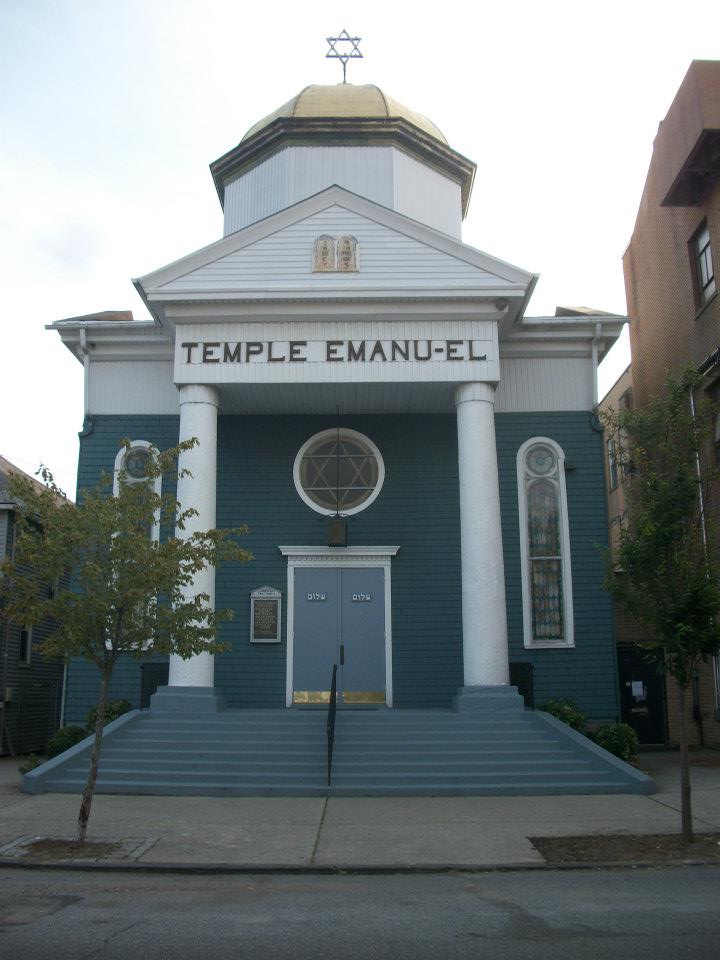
[0,866,718,959]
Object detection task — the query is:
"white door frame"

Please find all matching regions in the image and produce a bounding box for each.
[279,546,400,708]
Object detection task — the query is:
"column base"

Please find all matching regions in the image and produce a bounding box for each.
[150,686,225,715]
[453,685,525,714]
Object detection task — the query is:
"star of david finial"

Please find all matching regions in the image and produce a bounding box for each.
[326,30,363,84]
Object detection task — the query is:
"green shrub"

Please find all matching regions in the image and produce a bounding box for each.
[86,699,132,732]
[539,698,587,733]
[18,754,44,775]
[593,723,639,761]
[46,725,88,759]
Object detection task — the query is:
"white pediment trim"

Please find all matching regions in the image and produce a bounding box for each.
[135,186,535,294]
[279,545,400,562]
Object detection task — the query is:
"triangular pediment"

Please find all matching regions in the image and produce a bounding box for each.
[136,187,534,304]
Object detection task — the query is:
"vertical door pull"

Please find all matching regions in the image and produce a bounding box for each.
[340,644,345,665]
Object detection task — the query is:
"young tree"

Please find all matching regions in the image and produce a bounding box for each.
[0,439,251,841]
[603,368,720,842]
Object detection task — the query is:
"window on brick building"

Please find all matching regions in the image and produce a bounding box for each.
[691,221,715,309]
[607,438,618,491]
[619,388,633,410]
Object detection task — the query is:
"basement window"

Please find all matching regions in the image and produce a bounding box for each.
[19,627,32,665]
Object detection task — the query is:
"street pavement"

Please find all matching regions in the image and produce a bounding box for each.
[1,866,719,959]
[0,750,718,868]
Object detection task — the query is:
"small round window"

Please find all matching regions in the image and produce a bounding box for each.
[123,447,152,480]
[293,428,385,516]
[525,445,556,477]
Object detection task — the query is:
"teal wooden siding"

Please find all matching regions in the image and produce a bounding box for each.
[497,412,618,723]
[63,410,618,724]
[63,416,180,723]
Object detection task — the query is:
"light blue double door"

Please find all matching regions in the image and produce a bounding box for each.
[293,567,386,704]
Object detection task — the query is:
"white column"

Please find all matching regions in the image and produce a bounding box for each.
[169,384,219,688]
[455,382,510,686]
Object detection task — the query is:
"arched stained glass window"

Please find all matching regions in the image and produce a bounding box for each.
[517,438,573,648]
[113,441,161,543]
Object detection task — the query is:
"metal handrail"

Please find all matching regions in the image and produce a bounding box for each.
[327,663,338,787]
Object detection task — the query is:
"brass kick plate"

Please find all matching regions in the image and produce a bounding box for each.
[293,691,331,704]
[343,691,386,704]
[293,690,385,704]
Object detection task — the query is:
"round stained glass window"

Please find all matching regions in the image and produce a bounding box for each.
[293,429,385,516]
[123,448,152,480]
[525,445,556,477]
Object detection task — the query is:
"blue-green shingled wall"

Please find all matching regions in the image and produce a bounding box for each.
[63,411,618,724]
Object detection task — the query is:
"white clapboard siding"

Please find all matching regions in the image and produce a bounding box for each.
[224,147,393,235]
[222,146,462,238]
[86,357,592,416]
[392,150,462,239]
[495,357,593,412]
[160,206,498,294]
[88,361,180,415]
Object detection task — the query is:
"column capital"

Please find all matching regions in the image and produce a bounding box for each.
[178,384,219,408]
[455,382,496,407]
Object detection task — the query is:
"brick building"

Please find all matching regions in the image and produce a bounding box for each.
[598,371,667,744]
[616,59,720,748]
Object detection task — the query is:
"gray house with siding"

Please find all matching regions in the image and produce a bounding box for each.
[0,456,65,756]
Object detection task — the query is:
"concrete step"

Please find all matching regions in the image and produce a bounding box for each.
[102,745,576,761]
[24,704,655,797]
[40,777,635,798]
[73,758,595,779]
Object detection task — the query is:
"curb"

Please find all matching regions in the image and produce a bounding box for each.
[0,857,718,875]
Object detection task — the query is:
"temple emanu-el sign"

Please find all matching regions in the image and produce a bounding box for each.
[180,338,489,365]
[173,320,499,384]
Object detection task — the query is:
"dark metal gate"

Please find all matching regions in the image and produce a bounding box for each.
[617,646,667,744]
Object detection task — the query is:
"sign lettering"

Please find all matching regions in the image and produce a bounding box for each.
[181,339,487,365]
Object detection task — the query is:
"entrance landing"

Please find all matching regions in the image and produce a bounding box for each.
[24,691,653,797]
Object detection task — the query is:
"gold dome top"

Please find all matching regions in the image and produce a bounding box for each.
[242,83,448,144]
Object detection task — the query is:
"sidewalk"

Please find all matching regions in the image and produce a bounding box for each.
[0,751,718,869]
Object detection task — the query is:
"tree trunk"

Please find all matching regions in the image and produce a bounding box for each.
[77,667,111,842]
[676,679,694,843]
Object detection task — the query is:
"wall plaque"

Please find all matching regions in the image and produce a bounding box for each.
[250,586,282,643]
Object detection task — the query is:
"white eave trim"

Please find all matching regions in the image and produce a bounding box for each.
[135,185,535,293]
[143,285,530,303]
[279,545,400,558]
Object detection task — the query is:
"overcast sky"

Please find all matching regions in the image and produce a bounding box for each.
[2,1,718,495]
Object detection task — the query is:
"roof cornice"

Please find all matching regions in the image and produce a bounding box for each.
[209,117,476,218]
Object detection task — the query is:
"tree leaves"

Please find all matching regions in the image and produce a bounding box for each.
[602,367,720,687]
[0,440,252,669]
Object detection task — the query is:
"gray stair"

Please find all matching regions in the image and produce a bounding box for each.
[23,700,655,796]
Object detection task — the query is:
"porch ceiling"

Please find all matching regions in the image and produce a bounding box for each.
[215,380,461,415]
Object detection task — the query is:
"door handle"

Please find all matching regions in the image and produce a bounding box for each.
[340,644,345,666]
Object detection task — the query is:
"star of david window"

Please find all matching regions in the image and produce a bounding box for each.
[293,428,385,516]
